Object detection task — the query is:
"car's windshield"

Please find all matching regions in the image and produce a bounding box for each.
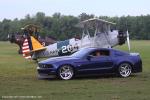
[71,48,92,58]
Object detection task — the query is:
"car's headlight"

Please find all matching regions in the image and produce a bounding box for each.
[38,64,54,68]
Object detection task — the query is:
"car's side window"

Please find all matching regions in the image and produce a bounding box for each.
[89,50,110,57]
[89,50,101,57]
[100,50,110,56]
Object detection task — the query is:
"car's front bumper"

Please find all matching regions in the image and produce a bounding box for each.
[37,67,57,79]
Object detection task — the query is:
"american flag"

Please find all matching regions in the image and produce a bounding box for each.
[22,39,31,59]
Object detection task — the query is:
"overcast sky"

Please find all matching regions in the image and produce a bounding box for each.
[0,0,150,21]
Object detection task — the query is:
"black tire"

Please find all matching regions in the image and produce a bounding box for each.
[117,63,132,78]
[58,65,74,80]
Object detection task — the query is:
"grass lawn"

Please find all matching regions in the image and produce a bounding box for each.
[0,41,150,100]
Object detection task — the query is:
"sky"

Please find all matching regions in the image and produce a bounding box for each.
[0,0,150,21]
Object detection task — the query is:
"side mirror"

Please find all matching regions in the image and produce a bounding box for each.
[87,55,93,60]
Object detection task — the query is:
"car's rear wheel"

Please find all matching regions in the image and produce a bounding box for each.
[118,63,132,78]
[58,65,74,80]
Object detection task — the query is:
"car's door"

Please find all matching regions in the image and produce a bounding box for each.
[76,49,114,75]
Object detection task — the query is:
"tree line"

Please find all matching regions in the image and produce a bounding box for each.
[0,12,150,41]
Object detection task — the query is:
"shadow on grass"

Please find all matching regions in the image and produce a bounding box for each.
[38,74,139,81]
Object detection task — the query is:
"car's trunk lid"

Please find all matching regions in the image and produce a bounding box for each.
[130,53,140,56]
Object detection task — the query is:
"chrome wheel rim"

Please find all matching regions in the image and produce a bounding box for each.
[119,63,132,77]
[59,65,73,80]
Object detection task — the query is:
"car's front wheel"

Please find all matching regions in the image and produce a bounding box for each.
[58,65,74,80]
[118,63,132,78]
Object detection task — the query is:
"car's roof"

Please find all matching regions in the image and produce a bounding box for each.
[81,47,114,51]
[80,47,128,54]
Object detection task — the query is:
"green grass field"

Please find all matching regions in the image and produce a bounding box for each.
[0,41,150,100]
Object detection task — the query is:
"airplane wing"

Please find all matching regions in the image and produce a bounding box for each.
[31,47,46,52]
[76,18,116,29]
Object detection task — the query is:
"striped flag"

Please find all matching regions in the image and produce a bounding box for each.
[22,38,31,59]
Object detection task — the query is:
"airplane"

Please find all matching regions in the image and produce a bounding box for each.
[22,18,129,60]
[8,24,57,54]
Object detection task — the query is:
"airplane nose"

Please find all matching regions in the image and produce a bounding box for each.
[117,30,127,45]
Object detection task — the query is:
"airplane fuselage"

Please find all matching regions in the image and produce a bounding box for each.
[32,30,124,59]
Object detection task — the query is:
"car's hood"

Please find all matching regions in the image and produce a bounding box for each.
[39,56,79,64]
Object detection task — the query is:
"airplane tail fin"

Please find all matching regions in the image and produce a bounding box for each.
[30,36,46,52]
[22,36,46,60]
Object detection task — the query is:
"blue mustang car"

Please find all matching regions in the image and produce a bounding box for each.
[37,48,142,80]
